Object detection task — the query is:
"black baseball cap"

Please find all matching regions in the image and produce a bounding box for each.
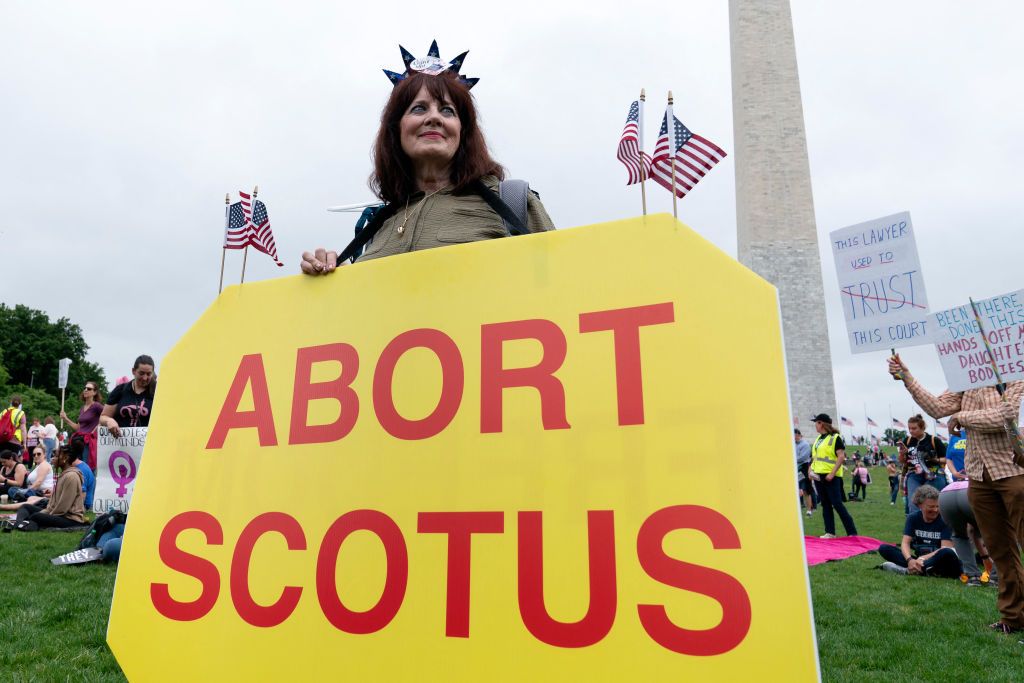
[811,414,832,424]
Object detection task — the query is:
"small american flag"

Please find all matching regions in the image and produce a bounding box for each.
[616,100,652,185]
[250,197,283,266]
[841,416,854,427]
[236,191,283,267]
[224,200,249,250]
[892,418,907,429]
[650,105,726,199]
[866,417,878,427]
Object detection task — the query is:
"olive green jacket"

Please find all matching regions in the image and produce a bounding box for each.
[356,177,554,263]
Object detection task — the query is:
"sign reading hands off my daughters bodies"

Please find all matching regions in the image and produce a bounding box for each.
[931,289,1024,391]
[831,212,931,353]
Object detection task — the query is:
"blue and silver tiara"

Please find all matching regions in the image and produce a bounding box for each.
[383,40,479,90]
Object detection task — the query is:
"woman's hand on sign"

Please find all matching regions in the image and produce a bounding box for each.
[59,409,68,421]
[300,248,342,276]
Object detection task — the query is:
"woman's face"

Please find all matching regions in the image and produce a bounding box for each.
[399,86,461,170]
[134,364,155,389]
[32,449,45,463]
[908,422,924,439]
[814,420,826,435]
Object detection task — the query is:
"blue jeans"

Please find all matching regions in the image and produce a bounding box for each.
[43,438,56,462]
[6,487,44,502]
[98,524,125,563]
[907,472,946,511]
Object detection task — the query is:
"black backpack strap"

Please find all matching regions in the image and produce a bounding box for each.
[337,203,400,263]
[471,179,529,236]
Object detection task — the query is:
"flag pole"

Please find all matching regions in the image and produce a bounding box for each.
[968,297,1024,464]
[639,88,648,216]
[219,193,229,294]
[667,91,678,219]
[240,185,256,285]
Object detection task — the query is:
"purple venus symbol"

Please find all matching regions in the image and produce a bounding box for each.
[108,451,138,498]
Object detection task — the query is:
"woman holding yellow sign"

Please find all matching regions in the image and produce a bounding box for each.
[301,41,553,274]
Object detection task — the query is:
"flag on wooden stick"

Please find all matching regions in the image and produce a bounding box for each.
[247,194,283,266]
[616,100,652,185]
[650,105,727,199]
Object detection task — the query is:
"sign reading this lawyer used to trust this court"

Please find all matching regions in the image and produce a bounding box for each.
[831,211,931,353]
[107,215,819,682]
[931,289,1024,391]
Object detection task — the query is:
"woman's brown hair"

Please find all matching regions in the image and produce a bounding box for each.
[819,422,840,436]
[81,381,104,403]
[908,414,926,428]
[371,71,504,204]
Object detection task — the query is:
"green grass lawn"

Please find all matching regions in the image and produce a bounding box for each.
[2,461,1020,681]
[0,526,125,682]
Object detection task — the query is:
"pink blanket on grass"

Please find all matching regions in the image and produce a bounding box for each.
[804,535,884,566]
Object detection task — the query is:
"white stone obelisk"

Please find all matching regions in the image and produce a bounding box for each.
[730,0,837,425]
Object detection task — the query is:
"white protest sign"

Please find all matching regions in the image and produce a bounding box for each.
[58,358,72,389]
[830,211,931,353]
[931,289,1024,391]
[95,426,146,513]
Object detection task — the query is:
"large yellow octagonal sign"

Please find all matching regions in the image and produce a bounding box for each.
[108,215,818,681]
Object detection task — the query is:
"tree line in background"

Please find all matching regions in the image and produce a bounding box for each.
[0,304,109,425]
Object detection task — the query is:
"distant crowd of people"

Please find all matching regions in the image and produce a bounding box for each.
[0,354,157,563]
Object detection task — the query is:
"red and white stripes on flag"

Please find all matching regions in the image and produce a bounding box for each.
[616,100,652,185]
[223,191,283,266]
[245,192,283,266]
[841,416,854,427]
[650,103,727,199]
[224,198,250,249]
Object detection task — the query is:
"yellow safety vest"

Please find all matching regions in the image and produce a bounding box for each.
[1,407,24,443]
[811,433,841,475]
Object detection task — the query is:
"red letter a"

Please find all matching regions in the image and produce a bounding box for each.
[206,354,278,449]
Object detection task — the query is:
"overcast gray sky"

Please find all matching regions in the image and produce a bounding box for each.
[2,1,1020,435]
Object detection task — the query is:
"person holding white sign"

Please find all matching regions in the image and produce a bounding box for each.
[888,355,1024,635]
[100,355,156,438]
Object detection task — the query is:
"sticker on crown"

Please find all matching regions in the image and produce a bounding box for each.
[410,56,448,75]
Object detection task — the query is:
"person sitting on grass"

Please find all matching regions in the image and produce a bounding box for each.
[878,485,961,577]
[9,438,86,531]
[7,446,53,502]
[0,445,28,497]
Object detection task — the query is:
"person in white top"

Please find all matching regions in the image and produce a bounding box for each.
[42,417,58,461]
[7,446,53,501]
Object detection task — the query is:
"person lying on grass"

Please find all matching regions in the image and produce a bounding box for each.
[877,485,961,578]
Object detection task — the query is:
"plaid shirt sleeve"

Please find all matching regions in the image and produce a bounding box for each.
[904,378,962,419]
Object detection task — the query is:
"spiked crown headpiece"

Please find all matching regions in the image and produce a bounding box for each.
[382,40,479,90]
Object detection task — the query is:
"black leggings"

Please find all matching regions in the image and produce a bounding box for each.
[15,503,82,530]
[877,545,962,578]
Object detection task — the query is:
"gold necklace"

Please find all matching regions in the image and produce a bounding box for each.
[397,185,447,235]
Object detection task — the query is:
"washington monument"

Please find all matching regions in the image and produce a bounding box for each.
[730,0,837,424]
